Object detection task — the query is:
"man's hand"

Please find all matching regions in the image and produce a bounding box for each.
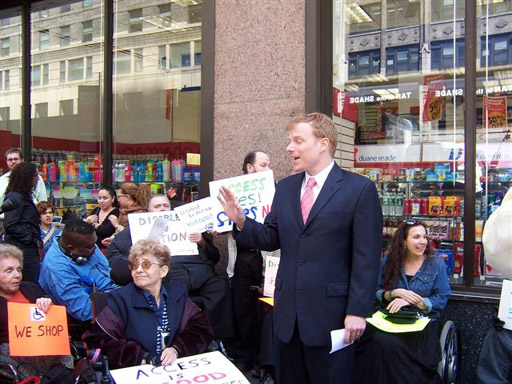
[344,315,366,344]
[218,186,246,229]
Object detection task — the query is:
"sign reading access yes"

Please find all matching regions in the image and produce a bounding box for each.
[209,170,275,232]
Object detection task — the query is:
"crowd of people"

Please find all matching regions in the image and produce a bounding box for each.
[0,113,455,384]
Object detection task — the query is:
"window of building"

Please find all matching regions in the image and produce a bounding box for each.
[386,45,419,75]
[1,17,10,27]
[158,45,167,69]
[69,58,84,81]
[60,25,70,47]
[348,2,381,35]
[432,0,465,22]
[43,63,49,85]
[129,9,143,33]
[60,61,66,82]
[1,38,9,57]
[114,50,131,74]
[134,48,143,72]
[86,56,93,79]
[35,103,48,118]
[431,39,465,70]
[60,4,71,13]
[82,20,93,42]
[480,0,512,14]
[31,65,41,86]
[159,4,171,20]
[0,71,2,90]
[59,99,73,116]
[481,33,512,67]
[4,70,9,90]
[0,107,9,129]
[348,50,380,79]
[170,42,190,68]
[189,4,202,24]
[387,0,420,29]
[39,29,49,50]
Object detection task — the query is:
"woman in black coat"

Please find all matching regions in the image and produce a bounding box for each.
[3,162,42,283]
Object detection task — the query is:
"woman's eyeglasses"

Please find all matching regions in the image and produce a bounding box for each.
[128,260,163,271]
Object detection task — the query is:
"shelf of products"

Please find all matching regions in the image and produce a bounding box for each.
[355,164,511,286]
[33,150,201,218]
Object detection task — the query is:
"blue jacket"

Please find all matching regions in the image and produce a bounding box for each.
[39,239,119,321]
[40,226,61,253]
[376,256,451,318]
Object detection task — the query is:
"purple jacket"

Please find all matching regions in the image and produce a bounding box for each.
[82,281,213,368]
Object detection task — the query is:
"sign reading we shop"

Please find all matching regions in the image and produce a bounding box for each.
[110,351,250,384]
[8,303,70,356]
[209,170,276,233]
[128,211,198,256]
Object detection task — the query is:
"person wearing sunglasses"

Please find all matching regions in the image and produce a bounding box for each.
[83,239,214,368]
[356,219,451,384]
[38,219,118,338]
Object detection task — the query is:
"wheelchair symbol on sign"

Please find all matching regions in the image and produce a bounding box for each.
[30,307,46,322]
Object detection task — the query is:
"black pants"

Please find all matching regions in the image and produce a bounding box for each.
[231,250,263,365]
[276,320,355,384]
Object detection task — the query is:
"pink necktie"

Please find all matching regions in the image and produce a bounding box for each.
[301,177,316,224]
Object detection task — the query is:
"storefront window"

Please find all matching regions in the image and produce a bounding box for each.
[30,0,104,219]
[0,11,21,172]
[335,0,512,290]
[113,0,202,207]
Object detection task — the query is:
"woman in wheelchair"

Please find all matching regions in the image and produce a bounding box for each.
[83,239,214,369]
[0,244,73,381]
[356,219,451,384]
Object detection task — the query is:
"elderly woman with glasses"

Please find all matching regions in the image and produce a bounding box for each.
[356,219,451,384]
[83,239,214,368]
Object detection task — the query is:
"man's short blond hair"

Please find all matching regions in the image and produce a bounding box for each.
[285,113,338,157]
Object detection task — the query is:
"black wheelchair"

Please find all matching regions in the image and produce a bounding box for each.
[437,320,461,384]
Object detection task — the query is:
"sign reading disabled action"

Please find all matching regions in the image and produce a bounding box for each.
[110,351,250,384]
[8,303,70,356]
[209,170,275,232]
[174,197,215,233]
[128,211,198,256]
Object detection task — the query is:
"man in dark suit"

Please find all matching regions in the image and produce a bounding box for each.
[219,112,383,384]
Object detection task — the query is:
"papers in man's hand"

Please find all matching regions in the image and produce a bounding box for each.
[330,329,354,354]
[498,279,512,331]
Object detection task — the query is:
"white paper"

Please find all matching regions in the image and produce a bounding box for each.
[330,328,354,354]
[263,256,280,297]
[498,279,512,331]
[174,197,215,233]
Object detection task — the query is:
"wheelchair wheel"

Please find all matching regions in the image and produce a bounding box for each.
[437,320,460,384]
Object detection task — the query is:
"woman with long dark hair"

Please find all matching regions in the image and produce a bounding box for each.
[3,162,42,283]
[85,185,120,250]
[356,220,451,384]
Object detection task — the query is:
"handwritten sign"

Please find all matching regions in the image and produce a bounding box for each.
[263,256,280,297]
[174,197,215,233]
[209,170,276,233]
[128,211,198,256]
[422,74,444,122]
[110,351,250,384]
[8,303,70,356]
[498,279,512,331]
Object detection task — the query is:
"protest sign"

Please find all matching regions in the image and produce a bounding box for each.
[209,170,275,232]
[498,279,512,331]
[8,303,70,356]
[128,211,198,256]
[110,351,250,384]
[174,197,215,233]
[263,256,280,297]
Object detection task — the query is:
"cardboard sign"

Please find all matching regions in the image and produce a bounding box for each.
[110,351,250,384]
[174,197,215,233]
[8,303,70,356]
[498,279,512,331]
[263,256,280,297]
[128,211,198,256]
[422,74,444,122]
[209,170,276,233]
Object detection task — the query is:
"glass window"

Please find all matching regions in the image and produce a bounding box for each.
[432,0,465,22]
[31,65,41,86]
[1,38,9,57]
[386,45,419,75]
[348,50,380,79]
[0,107,9,130]
[60,25,71,47]
[60,61,66,82]
[4,70,9,90]
[82,20,93,42]
[481,33,512,67]
[86,56,93,79]
[59,99,73,115]
[387,0,420,29]
[431,40,465,70]
[39,29,49,50]
[129,9,142,33]
[348,2,381,35]
[69,58,84,81]
[0,71,2,90]
[43,63,49,85]
[113,0,202,203]
[1,17,9,27]
[35,102,48,118]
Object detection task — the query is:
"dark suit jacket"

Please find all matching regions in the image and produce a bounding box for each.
[234,164,383,347]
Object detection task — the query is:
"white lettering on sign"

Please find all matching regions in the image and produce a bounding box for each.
[435,89,464,97]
